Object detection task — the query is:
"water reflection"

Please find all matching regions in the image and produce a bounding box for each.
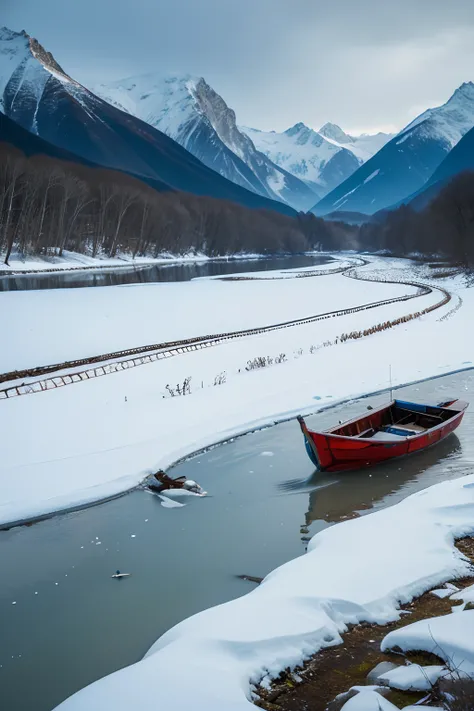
[302,434,461,526]
[0,254,332,292]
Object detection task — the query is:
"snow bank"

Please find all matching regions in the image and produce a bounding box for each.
[54,474,474,710]
[451,582,474,609]
[341,689,398,710]
[0,250,211,273]
[377,663,446,691]
[381,610,474,675]
[193,258,354,280]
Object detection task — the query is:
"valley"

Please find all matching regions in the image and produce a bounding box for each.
[1,10,474,711]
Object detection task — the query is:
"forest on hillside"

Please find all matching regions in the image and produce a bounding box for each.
[0,143,355,265]
[359,172,474,268]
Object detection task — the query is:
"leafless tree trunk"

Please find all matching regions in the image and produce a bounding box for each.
[2,155,25,265]
[109,189,138,257]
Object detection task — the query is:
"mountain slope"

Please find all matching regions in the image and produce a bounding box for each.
[407,124,474,210]
[0,27,296,216]
[312,83,474,216]
[318,122,394,162]
[0,110,176,196]
[242,123,358,197]
[242,122,392,198]
[94,74,317,211]
[425,123,474,187]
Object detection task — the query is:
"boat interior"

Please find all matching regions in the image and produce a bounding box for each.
[328,399,462,441]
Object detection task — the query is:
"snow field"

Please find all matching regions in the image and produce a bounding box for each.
[0,259,420,373]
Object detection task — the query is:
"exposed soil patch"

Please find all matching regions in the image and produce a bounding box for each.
[255,538,474,711]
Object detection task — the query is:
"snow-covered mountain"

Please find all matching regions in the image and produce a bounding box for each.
[426,122,474,187]
[94,74,318,211]
[318,122,394,163]
[241,122,392,197]
[408,123,474,210]
[312,82,474,216]
[242,123,358,196]
[0,27,297,215]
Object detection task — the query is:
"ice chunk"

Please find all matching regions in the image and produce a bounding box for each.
[157,495,185,509]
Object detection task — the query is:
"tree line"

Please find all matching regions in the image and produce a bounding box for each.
[3,139,471,267]
[359,172,474,268]
[0,142,356,265]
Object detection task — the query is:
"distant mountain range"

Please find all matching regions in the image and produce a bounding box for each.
[0,27,296,216]
[2,24,474,224]
[312,82,474,216]
[243,123,392,197]
[95,74,392,210]
[94,74,320,211]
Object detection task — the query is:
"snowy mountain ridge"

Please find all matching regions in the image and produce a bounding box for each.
[312,81,474,216]
[0,27,302,215]
[242,122,393,195]
[0,27,92,115]
[1,26,389,213]
[94,73,319,211]
[319,124,395,162]
[398,81,474,148]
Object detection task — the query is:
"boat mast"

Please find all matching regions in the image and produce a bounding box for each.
[389,364,393,402]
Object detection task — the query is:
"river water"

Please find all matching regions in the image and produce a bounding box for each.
[0,370,473,711]
[0,254,332,291]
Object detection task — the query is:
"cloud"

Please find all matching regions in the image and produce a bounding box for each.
[3,0,474,134]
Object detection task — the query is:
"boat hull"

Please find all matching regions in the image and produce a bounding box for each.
[298,400,467,473]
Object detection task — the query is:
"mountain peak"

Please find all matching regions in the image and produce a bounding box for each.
[399,79,474,147]
[0,26,29,41]
[284,122,309,136]
[28,36,68,77]
[319,122,353,144]
[452,81,474,99]
[0,25,72,83]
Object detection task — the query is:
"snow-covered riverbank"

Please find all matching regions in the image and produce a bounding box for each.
[0,257,471,526]
[54,470,474,711]
[0,250,214,274]
[0,249,299,275]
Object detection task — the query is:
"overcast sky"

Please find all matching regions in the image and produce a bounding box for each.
[4,0,474,135]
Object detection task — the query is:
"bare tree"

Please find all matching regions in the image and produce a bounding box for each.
[2,154,25,265]
[109,188,138,257]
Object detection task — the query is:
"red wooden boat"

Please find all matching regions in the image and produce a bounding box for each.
[297,398,468,472]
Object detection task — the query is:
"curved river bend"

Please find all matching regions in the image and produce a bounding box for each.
[0,370,473,711]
